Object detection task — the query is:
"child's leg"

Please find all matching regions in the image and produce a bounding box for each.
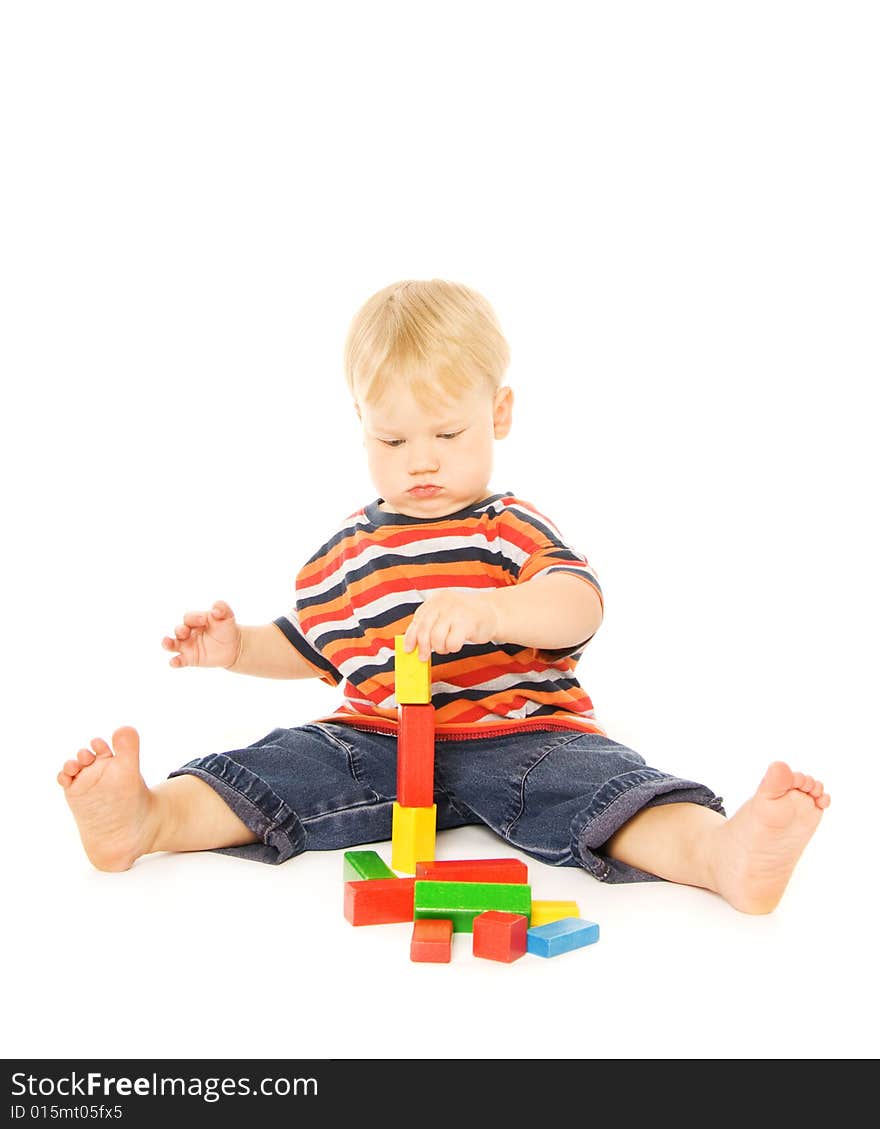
[58,726,257,872]
[604,761,830,914]
[434,730,829,916]
[152,775,258,853]
[604,800,724,890]
[59,720,474,874]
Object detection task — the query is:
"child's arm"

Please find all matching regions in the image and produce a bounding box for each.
[225,622,322,679]
[402,573,602,660]
[488,572,603,651]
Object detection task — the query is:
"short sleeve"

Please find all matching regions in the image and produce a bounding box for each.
[272,611,342,686]
[271,520,355,688]
[497,497,603,660]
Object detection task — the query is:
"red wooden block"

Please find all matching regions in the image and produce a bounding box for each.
[344,877,416,926]
[415,858,528,884]
[410,918,454,963]
[472,911,528,963]
[397,703,435,807]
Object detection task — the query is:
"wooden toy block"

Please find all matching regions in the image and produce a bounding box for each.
[343,877,416,926]
[526,917,600,957]
[472,911,528,963]
[416,858,528,884]
[414,880,531,933]
[530,899,581,927]
[343,849,397,883]
[394,634,432,704]
[391,802,437,873]
[398,703,435,806]
[410,918,454,963]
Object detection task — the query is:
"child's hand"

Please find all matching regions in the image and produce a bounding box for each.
[161,600,242,669]
[403,590,499,662]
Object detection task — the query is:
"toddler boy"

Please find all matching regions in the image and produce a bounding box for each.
[58,279,829,914]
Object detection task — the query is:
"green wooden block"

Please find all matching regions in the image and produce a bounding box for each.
[413,880,532,933]
[343,850,397,882]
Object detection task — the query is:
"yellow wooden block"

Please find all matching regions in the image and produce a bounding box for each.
[530,900,581,927]
[391,802,437,874]
[394,634,432,704]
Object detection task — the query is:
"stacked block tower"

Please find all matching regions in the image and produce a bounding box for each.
[341,634,601,963]
[391,635,437,873]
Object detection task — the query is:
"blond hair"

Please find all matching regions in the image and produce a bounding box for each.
[343,279,511,408]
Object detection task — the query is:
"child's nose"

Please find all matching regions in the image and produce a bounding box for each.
[406,440,440,474]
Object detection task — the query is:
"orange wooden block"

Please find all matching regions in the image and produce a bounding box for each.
[343,877,416,926]
[415,858,528,884]
[398,703,435,807]
[472,911,528,963]
[410,918,454,963]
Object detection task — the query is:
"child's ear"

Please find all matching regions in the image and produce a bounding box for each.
[493,385,514,439]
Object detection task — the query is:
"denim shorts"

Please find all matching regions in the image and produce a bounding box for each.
[168,723,725,883]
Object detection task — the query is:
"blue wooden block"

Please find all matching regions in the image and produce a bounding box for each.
[527,917,600,957]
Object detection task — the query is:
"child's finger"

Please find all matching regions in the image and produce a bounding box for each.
[404,625,421,657]
[429,619,454,656]
[403,611,428,653]
[405,626,427,661]
[445,626,467,654]
[410,611,440,661]
[183,611,207,628]
[418,623,441,661]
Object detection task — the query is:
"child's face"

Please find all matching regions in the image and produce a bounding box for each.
[356,381,513,518]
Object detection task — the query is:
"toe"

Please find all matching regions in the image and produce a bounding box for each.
[758,761,794,799]
[57,771,73,788]
[817,793,831,809]
[810,779,824,797]
[791,771,805,790]
[90,737,113,758]
[111,726,140,764]
[63,759,81,776]
[800,775,815,793]
[77,748,97,767]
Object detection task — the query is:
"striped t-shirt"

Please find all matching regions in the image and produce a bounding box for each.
[273,492,606,740]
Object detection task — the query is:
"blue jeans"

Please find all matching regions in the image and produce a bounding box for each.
[168,723,725,883]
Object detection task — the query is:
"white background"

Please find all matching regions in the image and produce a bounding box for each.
[2,1,877,1061]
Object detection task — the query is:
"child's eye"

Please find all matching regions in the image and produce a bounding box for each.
[438,431,463,440]
[380,439,405,447]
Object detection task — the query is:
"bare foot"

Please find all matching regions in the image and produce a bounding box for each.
[57,726,159,872]
[709,761,830,914]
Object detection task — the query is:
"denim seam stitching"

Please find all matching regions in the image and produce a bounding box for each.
[503,731,592,837]
[308,722,355,755]
[433,781,471,823]
[496,826,576,868]
[309,722,382,799]
[300,797,394,825]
